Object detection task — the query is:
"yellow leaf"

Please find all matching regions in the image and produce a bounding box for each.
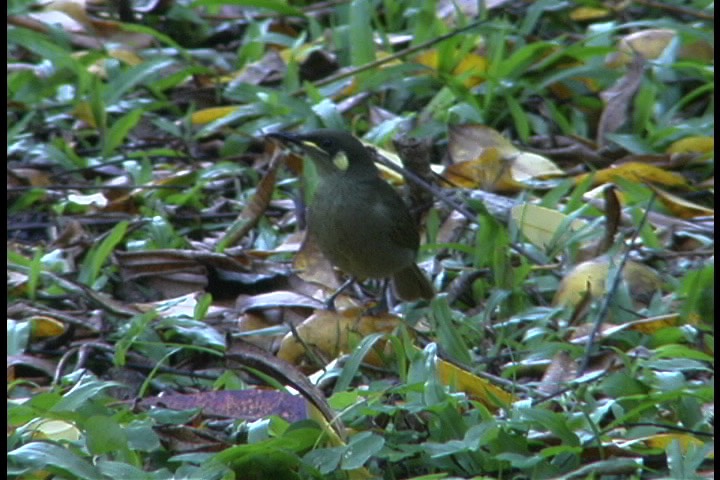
[554,256,662,308]
[445,125,563,191]
[30,316,66,339]
[45,0,92,27]
[453,53,488,87]
[72,101,97,128]
[575,162,688,188]
[648,184,714,219]
[627,314,684,334]
[666,136,714,155]
[415,50,439,70]
[449,124,515,160]
[678,40,715,63]
[277,309,403,367]
[644,433,709,456]
[436,357,514,410]
[108,49,143,66]
[415,50,488,87]
[607,29,676,68]
[569,6,611,21]
[32,420,81,442]
[509,151,565,182]
[511,204,588,250]
[444,147,515,190]
[191,106,241,125]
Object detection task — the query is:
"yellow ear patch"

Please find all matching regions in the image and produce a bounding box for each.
[333,151,349,171]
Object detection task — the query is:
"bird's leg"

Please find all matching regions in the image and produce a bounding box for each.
[364,279,390,316]
[324,277,356,311]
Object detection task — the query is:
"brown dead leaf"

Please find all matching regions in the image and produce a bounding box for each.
[597,54,646,146]
[293,229,346,298]
[226,340,345,441]
[236,312,286,351]
[49,219,89,249]
[217,151,280,249]
[8,353,59,379]
[12,2,154,50]
[116,251,209,298]
[599,185,622,256]
[436,210,470,245]
[235,291,325,313]
[537,351,578,396]
[138,389,309,423]
[225,50,286,86]
[8,168,53,188]
[115,249,257,300]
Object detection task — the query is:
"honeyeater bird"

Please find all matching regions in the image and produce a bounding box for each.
[268,129,434,308]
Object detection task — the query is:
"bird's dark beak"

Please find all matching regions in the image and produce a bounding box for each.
[267,132,330,163]
[266,131,300,144]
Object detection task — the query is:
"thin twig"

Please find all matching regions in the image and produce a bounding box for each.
[292,19,486,95]
[371,148,478,222]
[577,194,657,375]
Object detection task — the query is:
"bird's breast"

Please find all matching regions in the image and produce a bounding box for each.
[307,177,415,278]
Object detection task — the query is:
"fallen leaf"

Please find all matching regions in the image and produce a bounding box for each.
[445,125,563,191]
[511,203,588,250]
[554,255,663,308]
[575,161,688,188]
[597,54,645,145]
[435,356,514,409]
[606,29,677,68]
[277,308,403,367]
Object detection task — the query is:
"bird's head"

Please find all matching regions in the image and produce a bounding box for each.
[268,129,378,177]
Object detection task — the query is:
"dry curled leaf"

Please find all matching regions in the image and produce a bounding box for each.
[575,161,688,189]
[511,203,589,251]
[606,29,676,68]
[277,308,403,367]
[597,54,646,145]
[445,125,564,192]
[435,356,514,409]
[554,255,663,308]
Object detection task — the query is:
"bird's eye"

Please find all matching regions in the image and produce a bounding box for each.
[319,138,333,149]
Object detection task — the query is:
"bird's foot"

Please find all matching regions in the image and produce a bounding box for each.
[323,277,356,311]
[362,279,390,316]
